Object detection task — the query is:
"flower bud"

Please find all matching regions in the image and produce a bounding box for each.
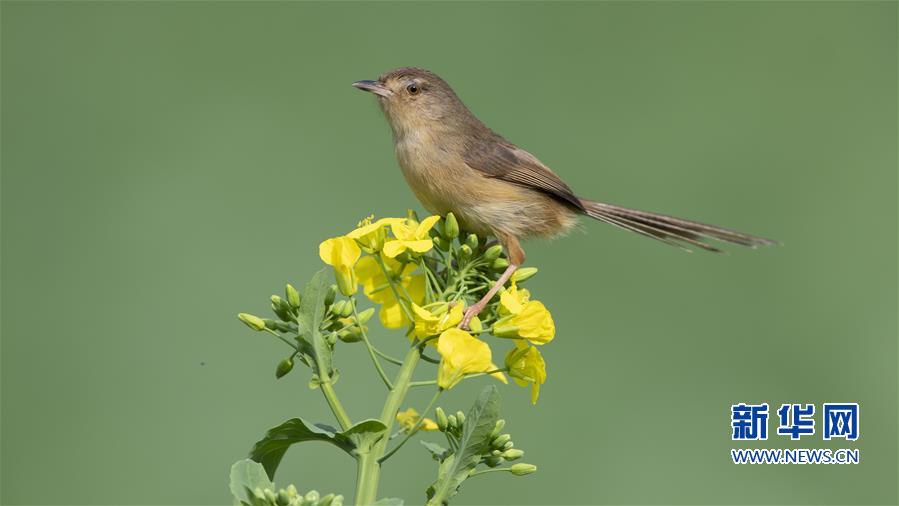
[455,411,465,426]
[337,326,363,343]
[286,284,301,309]
[459,244,473,259]
[238,313,267,331]
[465,233,479,250]
[492,258,510,270]
[490,419,506,438]
[335,270,357,297]
[324,284,338,306]
[330,300,347,316]
[265,488,278,503]
[447,414,457,431]
[253,487,266,501]
[435,407,448,431]
[502,441,514,451]
[326,331,338,346]
[319,493,337,506]
[271,295,294,322]
[355,307,375,324]
[339,298,355,318]
[512,267,538,283]
[484,455,504,468]
[492,434,511,448]
[276,357,294,379]
[459,316,478,335]
[277,488,292,506]
[510,463,537,476]
[483,244,503,262]
[502,448,524,460]
[305,490,320,503]
[443,212,459,239]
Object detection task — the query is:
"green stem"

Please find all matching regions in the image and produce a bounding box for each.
[419,258,444,299]
[320,380,352,431]
[373,347,403,366]
[469,467,514,478]
[409,368,507,388]
[378,388,442,464]
[354,344,422,505]
[354,305,393,390]
[420,352,440,364]
[264,328,299,351]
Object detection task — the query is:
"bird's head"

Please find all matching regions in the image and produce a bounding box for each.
[352,67,476,138]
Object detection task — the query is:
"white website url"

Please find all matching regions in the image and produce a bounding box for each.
[730,448,859,464]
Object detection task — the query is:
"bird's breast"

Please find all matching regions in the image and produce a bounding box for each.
[393,132,471,215]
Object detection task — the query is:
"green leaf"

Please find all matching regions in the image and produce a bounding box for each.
[250,418,351,479]
[373,498,404,506]
[229,459,274,506]
[421,441,449,460]
[342,418,389,454]
[249,418,387,479]
[426,385,501,505]
[297,269,333,379]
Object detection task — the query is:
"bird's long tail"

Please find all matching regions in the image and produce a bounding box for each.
[579,199,777,253]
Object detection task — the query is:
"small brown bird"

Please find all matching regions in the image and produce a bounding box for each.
[353,67,775,327]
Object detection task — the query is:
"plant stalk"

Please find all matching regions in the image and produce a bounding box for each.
[354,344,422,505]
[320,380,352,431]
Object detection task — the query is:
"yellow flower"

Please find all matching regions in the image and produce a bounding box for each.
[505,344,547,404]
[493,300,555,345]
[498,282,531,316]
[319,236,361,296]
[437,328,506,389]
[347,215,398,253]
[395,407,438,433]
[412,302,464,341]
[382,215,441,258]
[355,254,424,328]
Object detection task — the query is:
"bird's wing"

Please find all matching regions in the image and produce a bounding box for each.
[463,137,585,211]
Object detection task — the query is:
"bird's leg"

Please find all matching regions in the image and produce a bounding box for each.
[459,232,524,330]
[459,263,518,330]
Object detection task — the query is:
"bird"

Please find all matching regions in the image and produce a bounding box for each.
[352,67,776,328]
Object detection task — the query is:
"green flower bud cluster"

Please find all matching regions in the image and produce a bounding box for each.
[237,281,308,334]
[431,412,534,475]
[245,484,343,506]
[240,277,373,383]
[481,420,526,468]
[322,299,374,345]
[434,407,468,438]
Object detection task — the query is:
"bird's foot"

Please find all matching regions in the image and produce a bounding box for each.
[459,302,486,331]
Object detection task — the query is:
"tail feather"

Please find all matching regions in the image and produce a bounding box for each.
[580,199,777,253]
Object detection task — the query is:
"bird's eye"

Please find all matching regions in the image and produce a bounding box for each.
[406,83,420,95]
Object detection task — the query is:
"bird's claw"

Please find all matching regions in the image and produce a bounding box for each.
[458,303,484,331]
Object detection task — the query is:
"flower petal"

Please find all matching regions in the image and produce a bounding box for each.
[382,240,406,258]
[379,299,408,329]
[415,215,441,237]
[319,236,361,267]
[403,239,434,254]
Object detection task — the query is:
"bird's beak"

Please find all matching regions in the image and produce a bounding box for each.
[352,80,393,98]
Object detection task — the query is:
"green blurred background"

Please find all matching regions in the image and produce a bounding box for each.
[2,1,896,505]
